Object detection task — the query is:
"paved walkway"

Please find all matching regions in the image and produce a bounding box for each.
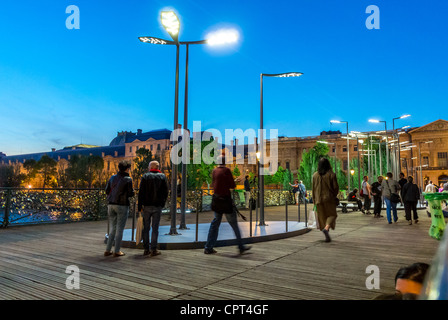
[0,205,439,301]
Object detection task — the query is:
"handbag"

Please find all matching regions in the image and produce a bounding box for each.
[386,180,401,203]
[135,216,143,244]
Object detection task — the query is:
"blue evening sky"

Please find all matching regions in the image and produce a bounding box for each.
[1,0,447,155]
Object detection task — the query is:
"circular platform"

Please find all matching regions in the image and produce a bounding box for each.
[120,221,310,250]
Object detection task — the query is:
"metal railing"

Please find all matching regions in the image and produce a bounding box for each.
[1,187,310,231]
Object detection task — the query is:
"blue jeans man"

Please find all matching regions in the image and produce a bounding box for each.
[205,211,247,254]
[384,197,398,224]
[142,206,162,255]
[106,204,129,255]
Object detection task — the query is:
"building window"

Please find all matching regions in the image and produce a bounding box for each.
[129,146,132,153]
[423,156,429,166]
[286,162,290,170]
[157,144,161,150]
[354,145,358,152]
[150,145,153,151]
[332,147,336,153]
[438,152,448,167]
[343,146,347,152]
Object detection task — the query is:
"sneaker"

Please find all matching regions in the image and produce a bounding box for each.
[150,250,161,257]
[113,251,125,257]
[204,248,217,254]
[104,251,113,257]
[322,229,331,242]
[143,250,150,256]
[239,246,252,255]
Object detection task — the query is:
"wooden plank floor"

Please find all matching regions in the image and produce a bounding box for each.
[0,205,440,300]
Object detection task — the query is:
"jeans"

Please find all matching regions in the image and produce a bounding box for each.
[384,197,398,223]
[245,191,251,208]
[142,206,162,251]
[205,211,244,251]
[106,204,129,253]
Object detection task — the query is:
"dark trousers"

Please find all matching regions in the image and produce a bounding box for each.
[373,196,382,215]
[205,211,244,251]
[349,199,363,210]
[363,195,371,212]
[142,206,162,251]
[404,201,419,221]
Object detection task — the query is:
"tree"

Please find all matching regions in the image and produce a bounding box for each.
[297,141,330,190]
[23,159,38,186]
[85,155,104,188]
[36,155,57,188]
[232,165,241,179]
[133,148,157,188]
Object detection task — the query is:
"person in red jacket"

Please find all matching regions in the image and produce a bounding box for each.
[204,155,251,255]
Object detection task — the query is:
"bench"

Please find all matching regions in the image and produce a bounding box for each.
[339,200,358,213]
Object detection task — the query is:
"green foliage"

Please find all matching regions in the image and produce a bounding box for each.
[186,139,216,189]
[36,155,58,188]
[232,165,241,179]
[66,155,104,188]
[297,141,330,190]
[133,148,156,187]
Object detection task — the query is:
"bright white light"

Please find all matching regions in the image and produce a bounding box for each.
[369,119,380,123]
[206,29,239,46]
[161,11,180,37]
[330,120,341,123]
[400,114,411,119]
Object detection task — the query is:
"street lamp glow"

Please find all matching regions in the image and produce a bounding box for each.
[400,114,411,119]
[206,28,239,46]
[330,120,342,124]
[161,11,180,39]
[369,119,380,123]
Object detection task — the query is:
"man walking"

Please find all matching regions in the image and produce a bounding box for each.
[204,155,251,255]
[298,180,306,204]
[138,161,168,257]
[362,176,372,214]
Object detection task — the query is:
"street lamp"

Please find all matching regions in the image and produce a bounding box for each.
[139,11,239,233]
[392,114,411,177]
[259,72,303,226]
[330,120,350,191]
[369,119,389,174]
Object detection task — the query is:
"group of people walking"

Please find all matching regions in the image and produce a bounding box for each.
[347,171,424,225]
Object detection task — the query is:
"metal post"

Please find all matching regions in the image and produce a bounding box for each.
[347,122,350,192]
[357,136,361,190]
[259,74,266,226]
[169,43,180,235]
[131,200,136,242]
[2,189,11,228]
[179,43,189,230]
[285,192,288,232]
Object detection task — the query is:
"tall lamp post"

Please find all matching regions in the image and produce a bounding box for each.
[369,119,389,174]
[259,72,303,226]
[139,12,239,233]
[392,114,410,176]
[330,120,350,191]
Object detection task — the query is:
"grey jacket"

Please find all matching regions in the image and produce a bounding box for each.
[381,179,401,199]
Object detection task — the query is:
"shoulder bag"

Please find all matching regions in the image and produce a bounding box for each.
[386,180,401,203]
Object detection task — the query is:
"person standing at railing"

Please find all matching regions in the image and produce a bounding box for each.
[104,160,134,257]
[138,161,169,257]
[244,175,251,209]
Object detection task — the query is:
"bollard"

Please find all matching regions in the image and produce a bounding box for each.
[250,201,253,237]
[285,193,288,232]
[304,194,308,227]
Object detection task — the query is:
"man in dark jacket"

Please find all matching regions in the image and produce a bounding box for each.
[347,188,363,211]
[204,155,251,255]
[105,160,134,257]
[402,176,420,225]
[138,161,168,256]
[371,176,384,218]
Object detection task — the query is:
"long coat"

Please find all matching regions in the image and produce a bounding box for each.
[312,170,340,230]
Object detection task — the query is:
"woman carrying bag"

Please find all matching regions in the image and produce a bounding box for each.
[312,158,340,243]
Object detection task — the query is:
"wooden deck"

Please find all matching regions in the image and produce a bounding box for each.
[0,206,440,301]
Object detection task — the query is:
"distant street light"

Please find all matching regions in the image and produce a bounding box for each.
[369,119,389,174]
[260,72,303,226]
[330,120,350,191]
[392,114,411,176]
